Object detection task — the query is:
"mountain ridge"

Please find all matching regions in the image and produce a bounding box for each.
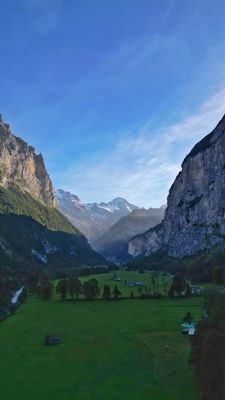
[56,189,139,241]
[0,116,105,268]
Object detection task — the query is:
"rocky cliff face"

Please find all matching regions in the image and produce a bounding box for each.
[0,116,55,207]
[128,115,225,259]
[93,206,165,263]
[0,115,105,268]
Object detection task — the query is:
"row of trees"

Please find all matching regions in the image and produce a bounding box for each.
[30,272,194,301]
[56,279,122,300]
[26,268,203,302]
[102,284,121,299]
[56,278,82,300]
[36,278,54,300]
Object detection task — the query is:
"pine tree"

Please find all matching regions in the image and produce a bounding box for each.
[102,284,107,299]
[113,285,121,299]
[107,285,111,299]
[102,285,111,300]
[182,311,193,323]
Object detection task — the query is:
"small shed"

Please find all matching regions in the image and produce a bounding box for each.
[188,327,196,336]
[181,322,196,335]
[126,281,144,287]
[45,334,61,345]
[191,286,202,295]
[111,273,121,281]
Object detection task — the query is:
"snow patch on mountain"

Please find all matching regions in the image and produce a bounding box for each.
[56,190,139,241]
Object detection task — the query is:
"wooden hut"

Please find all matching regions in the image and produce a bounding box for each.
[45,334,61,345]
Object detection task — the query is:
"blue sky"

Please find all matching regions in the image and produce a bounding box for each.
[1,0,225,207]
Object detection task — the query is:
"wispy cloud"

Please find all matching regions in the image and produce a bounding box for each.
[105,35,176,73]
[158,0,176,29]
[55,86,225,208]
[163,87,225,143]
[58,33,186,110]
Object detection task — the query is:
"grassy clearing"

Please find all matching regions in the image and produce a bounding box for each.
[0,272,202,400]
[79,270,173,298]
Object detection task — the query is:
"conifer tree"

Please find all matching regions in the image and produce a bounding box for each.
[102,284,111,299]
[113,285,121,299]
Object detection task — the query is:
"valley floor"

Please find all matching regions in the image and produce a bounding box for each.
[0,282,202,400]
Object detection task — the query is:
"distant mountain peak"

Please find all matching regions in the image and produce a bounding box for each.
[56,189,81,203]
[56,190,139,241]
[92,205,165,263]
[110,197,129,203]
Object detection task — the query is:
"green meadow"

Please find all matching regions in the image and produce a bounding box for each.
[80,270,173,297]
[0,272,202,400]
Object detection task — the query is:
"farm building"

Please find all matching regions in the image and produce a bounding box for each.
[181,322,196,335]
[125,280,144,287]
[190,286,202,295]
[45,334,61,345]
[111,273,121,281]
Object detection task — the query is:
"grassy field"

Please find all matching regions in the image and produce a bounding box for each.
[0,272,202,400]
[79,270,173,297]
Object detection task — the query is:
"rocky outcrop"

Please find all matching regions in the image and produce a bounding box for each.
[0,115,105,268]
[128,115,225,259]
[0,115,55,207]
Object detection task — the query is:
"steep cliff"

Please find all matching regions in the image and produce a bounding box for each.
[0,115,55,207]
[93,206,165,263]
[128,115,225,260]
[0,116,105,268]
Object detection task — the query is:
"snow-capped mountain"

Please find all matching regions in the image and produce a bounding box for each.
[56,189,139,241]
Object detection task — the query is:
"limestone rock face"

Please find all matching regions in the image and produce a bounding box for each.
[92,206,165,263]
[128,115,225,259]
[0,117,55,207]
